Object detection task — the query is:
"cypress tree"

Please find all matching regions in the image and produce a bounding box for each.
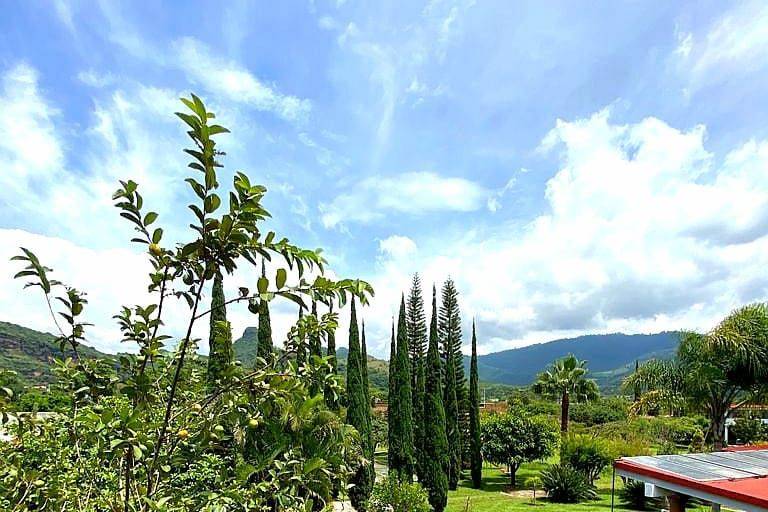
[469,320,482,488]
[256,260,272,362]
[422,285,449,512]
[324,302,338,409]
[390,295,415,481]
[406,274,427,478]
[361,320,375,489]
[443,330,461,490]
[387,319,397,472]
[207,273,232,386]
[439,278,465,470]
[346,298,372,510]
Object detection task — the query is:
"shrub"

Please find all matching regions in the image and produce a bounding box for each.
[366,477,431,512]
[570,397,629,426]
[540,464,597,503]
[619,478,659,510]
[560,434,613,483]
[729,418,768,445]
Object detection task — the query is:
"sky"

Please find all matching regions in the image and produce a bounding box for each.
[1,0,767,358]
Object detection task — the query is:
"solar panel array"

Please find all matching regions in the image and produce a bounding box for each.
[622,450,768,482]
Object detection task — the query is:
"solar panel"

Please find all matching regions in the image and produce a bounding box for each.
[736,450,768,463]
[681,453,768,477]
[656,455,756,480]
[707,451,768,474]
[627,456,725,481]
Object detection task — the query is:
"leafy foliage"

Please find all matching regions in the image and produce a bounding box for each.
[559,434,613,484]
[366,477,431,512]
[481,411,559,486]
[406,274,427,480]
[540,464,597,503]
[3,94,374,512]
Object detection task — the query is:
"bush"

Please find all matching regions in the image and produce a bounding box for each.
[570,397,629,426]
[619,478,660,510]
[366,477,431,512]
[560,434,613,483]
[729,418,768,445]
[540,464,597,503]
[584,416,705,448]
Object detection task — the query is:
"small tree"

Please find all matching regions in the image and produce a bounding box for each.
[481,412,558,486]
[533,355,599,433]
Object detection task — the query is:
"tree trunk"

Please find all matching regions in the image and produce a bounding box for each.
[561,391,570,433]
[509,463,517,487]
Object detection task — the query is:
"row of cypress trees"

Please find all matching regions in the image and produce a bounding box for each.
[386,275,483,511]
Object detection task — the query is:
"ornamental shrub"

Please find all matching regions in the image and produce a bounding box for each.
[366,477,431,512]
[559,434,613,484]
[540,464,597,503]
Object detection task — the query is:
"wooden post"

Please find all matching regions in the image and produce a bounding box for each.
[667,494,688,512]
[711,504,721,512]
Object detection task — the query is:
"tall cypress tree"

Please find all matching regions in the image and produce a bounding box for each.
[387,319,397,473]
[469,320,482,488]
[390,295,415,481]
[422,285,448,512]
[439,278,465,470]
[346,298,371,510]
[443,330,461,490]
[406,274,427,478]
[361,320,375,490]
[207,273,232,387]
[324,302,338,409]
[256,260,272,362]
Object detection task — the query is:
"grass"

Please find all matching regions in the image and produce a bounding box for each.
[446,463,713,512]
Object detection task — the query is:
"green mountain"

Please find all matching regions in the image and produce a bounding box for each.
[0,321,109,384]
[462,331,679,390]
[1,320,679,396]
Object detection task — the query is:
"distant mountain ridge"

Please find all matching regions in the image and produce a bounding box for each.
[0,321,109,384]
[463,331,679,389]
[0,320,679,395]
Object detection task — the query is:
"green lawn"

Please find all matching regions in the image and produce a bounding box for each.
[447,463,713,512]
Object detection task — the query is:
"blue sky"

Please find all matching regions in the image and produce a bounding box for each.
[1,1,767,357]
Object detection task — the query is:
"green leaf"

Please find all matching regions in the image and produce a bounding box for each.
[276,268,287,289]
[152,228,163,244]
[257,276,268,294]
[144,212,158,226]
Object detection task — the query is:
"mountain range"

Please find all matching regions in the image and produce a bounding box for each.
[1,319,678,393]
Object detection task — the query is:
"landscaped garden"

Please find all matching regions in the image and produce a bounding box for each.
[1,94,768,512]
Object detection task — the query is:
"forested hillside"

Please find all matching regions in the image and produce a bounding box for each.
[0,321,108,384]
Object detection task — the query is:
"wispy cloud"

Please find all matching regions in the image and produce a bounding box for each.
[319,171,490,228]
[173,37,311,123]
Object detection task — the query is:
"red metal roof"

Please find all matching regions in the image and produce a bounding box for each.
[614,449,768,510]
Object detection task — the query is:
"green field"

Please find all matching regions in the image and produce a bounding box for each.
[446,463,712,512]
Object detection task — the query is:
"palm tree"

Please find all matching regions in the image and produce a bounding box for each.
[622,358,687,416]
[624,304,768,449]
[533,355,599,432]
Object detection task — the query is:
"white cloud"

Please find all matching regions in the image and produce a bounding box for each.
[78,69,117,88]
[675,1,768,87]
[319,171,491,228]
[379,235,417,260]
[360,108,768,355]
[173,37,311,123]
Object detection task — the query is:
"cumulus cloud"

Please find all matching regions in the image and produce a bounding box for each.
[173,37,311,123]
[320,171,490,228]
[360,108,768,355]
